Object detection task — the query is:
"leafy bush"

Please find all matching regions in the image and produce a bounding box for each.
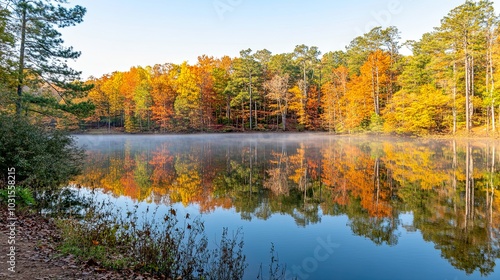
[0,114,84,191]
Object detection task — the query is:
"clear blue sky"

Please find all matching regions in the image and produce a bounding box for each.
[60,0,500,79]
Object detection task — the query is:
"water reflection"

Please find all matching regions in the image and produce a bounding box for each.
[74,135,500,276]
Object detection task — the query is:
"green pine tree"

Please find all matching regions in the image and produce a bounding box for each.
[6,0,93,119]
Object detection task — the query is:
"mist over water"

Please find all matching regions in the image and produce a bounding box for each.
[72,134,500,279]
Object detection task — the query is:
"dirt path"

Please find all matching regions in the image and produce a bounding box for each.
[0,207,153,280]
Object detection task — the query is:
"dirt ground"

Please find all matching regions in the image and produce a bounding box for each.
[0,206,154,280]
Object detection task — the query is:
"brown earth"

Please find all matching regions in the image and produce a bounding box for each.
[0,206,156,280]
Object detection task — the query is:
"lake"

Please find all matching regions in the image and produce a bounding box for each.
[73,134,500,279]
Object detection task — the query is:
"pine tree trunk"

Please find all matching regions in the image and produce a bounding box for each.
[471,56,474,132]
[487,26,495,133]
[453,62,457,135]
[249,72,252,130]
[375,65,380,116]
[465,54,474,133]
[254,100,257,128]
[465,55,470,133]
[16,5,27,116]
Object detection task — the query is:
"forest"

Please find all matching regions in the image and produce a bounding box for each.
[2,1,500,136]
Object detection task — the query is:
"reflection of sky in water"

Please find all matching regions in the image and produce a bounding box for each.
[77,187,490,280]
[72,135,500,280]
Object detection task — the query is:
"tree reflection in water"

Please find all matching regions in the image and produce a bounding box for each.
[73,136,500,276]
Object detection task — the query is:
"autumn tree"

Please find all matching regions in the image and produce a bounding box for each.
[384,85,451,135]
[120,67,151,132]
[344,74,372,131]
[321,66,349,132]
[305,86,321,129]
[84,71,125,129]
[86,75,110,128]
[293,45,320,128]
[150,63,177,131]
[195,55,217,128]
[132,67,152,131]
[174,62,201,130]
[103,71,125,128]
[288,81,307,128]
[361,50,391,117]
[264,74,290,130]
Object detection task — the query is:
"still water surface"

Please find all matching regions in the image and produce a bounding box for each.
[73,134,500,279]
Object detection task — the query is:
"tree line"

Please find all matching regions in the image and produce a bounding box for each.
[2,1,500,135]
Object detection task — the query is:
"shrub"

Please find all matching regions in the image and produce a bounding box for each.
[0,114,85,191]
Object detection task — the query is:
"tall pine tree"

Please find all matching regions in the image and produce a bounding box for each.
[7,0,92,118]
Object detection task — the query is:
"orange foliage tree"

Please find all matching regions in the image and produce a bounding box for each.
[150,64,178,131]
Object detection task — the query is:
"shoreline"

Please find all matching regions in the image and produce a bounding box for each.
[71,128,500,141]
[0,206,157,280]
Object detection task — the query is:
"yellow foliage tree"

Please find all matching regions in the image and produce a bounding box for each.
[289,82,306,128]
[174,62,201,130]
[384,84,451,135]
[321,66,349,132]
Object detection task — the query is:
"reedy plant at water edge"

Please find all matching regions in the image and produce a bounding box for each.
[57,195,247,279]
